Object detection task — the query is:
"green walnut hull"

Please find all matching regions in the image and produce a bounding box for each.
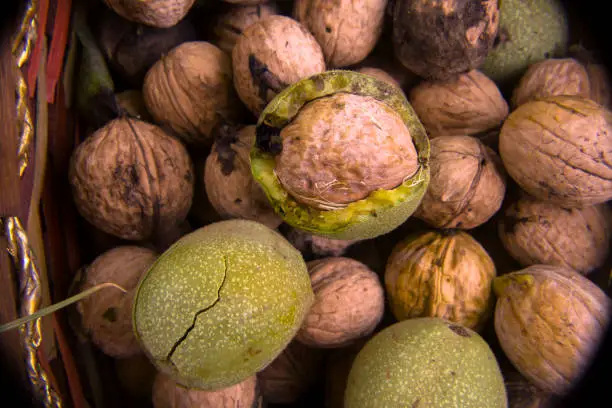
[251,70,430,241]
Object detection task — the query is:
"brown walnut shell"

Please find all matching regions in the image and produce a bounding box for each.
[103,0,195,28]
[586,63,612,109]
[69,117,194,241]
[224,0,270,4]
[499,95,612,207]
[414,135,506,229]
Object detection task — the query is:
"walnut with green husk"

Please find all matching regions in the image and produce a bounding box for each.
[204,124,282,230]
[103,0,195,28]
[251,70,430,240]
[285,226,358,258]
[77,246,158,358]
[293,0,387,68]
[414,135,506,229]
[69,117,194,241]
[499,195,611,275]
[143,41,240,146]
[494,264,611,395]
[232,15,326,116]
[391,0,499,80]
[499,95,612,207]
[409,70,509,138]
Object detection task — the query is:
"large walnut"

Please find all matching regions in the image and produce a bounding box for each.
[294,0,387,68]
[103,0,195,28]
[414,135,506,229]
[409,70,509,138]
[69,118,194,241]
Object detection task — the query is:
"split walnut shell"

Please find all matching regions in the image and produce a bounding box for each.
[69,117,194,241]
[385,230,497,331]
[103,0,195,28]
[414,135,506,230]
[391,0,499,80]
[493,265,611,395]
[409,70,509,138]
[499,95,612,208]
[293,0,387,68]
[77,246,158,358]
[296,257,385,348]
[204,124,282,230]
[143,41,239,146]
[232,15,326,116]
[499,196,612,275]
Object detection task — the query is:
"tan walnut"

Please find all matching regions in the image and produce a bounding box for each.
[103,0,195,28]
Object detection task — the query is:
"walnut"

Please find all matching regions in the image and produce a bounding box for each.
[203,124,282,229]
[414,135,507,229]
[285,226,358,258]
[223,0,270,4]
[499,195,612,275]
[103,0,195,28]
[586,63,612,108]
[115,90,153,122]
[356,67,402,90]
[143,41,240,146]
[257,340,324,404]
[69,118,194,241]
[409,70,509,138]
[152,372,258,408]
[294,0,387,68]
[77,246,158,357]
[296,257,385,348]
[232,15,326,116]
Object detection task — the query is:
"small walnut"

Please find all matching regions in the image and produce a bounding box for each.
[143,41,240,146]
[115,90,153,121]
[285,226,358,258]
[232,15,326,116]
[296,257,384,348]
[77,246,158,358]
[499,195,611,275]
[152,372,258,408]
[115,354,158,400]
[103,0,195,28]
[294,0,387,68]
[414,135,507,229]
[257,340,324,404]
[356,67,402,90]
[409,70,509,138]
[204,124,282,229]
[69,118,194,241]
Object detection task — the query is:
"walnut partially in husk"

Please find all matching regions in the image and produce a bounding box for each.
[77,246,158,358]
[69,117,194,241]
[414,135,507,229]
[104,0,195,28]
[409,70,509,138]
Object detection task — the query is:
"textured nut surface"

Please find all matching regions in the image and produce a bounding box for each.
[232,15,325,116]
[499,95,612,207]
[143,41,238,146]
[69,118,194,241]
[356,67,402,89]
[294,0,387,68]
[586,63,612,108]
[104,0,195,28]
[499,196,611,275]
[204,125,282,229]
[493,265,611,395]
[296,257,384,347]
[77,246,158,358]
[275,93,418,210]
[409,70,509,138]
[512,58,591,108]
[385,230,496,331]
[152,372,258,407]
[285,227,358,258]
[414,135,506,229]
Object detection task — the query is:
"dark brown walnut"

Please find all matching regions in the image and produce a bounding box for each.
[232,15,326,116]
[224,0,270,4]
[103,0,196,28]
[115,90,153,121]
[294,0,387,68]
[69,117,194,241]
[391,0,500,80]
[586,63,612,108]
[499,95,612,207]
[356,67,402,90]
[414,135,506,229]
[211,3,279,55]
[285,226,358,258]
[296,257,385,348]
[409,70,509,138]
[152,372,258,408]
[77,246,158,358]
[499,195,612,275]
[257,340,325,404]
[143,41,240,146]
[204,124,282,229]
[115,354,158,400]
[275,93,418,210]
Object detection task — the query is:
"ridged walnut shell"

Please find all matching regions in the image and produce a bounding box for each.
[499,196,612,275]
[499,96,612,207]
[69,118,194,241]
[103,0,195,28]
[493,264,612,395]
[385,230,496,331]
